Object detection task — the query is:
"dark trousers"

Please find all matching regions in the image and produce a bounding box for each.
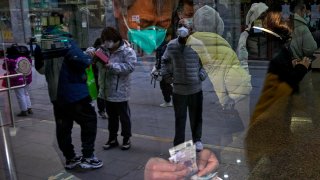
[173,91,203,146]
[105,101,132,140]
[53,96,97,159]
[160,79,173,103]
[97,97,106,112]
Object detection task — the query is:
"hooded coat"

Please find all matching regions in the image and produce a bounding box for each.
[237,3,268,71]
[189,5,252,106]
[290,13,317,59]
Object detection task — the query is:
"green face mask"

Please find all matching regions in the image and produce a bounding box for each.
[128,26,167,54]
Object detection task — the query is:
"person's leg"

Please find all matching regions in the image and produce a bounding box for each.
[187,91,203,143]
[24,85,33,114]
[105,101,120,141]
[14,87,28,114]
[160,80,172,103]
[172,93,188,146]
[72,97,97,158]
[72,97,103,169]
[53,102,75,160]
[118,101,132,150]
[97,97,106,112]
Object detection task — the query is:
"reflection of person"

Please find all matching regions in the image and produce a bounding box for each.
[152,37,173,107]
[90,38,107,119]
[34,30,103,169]
[245,11,311,176]
[2,45,33,116]
[161,21,205,151]
[144,148,219,180]
[190,5,252,120]
[97,27,137,151]
[290,1,318,129]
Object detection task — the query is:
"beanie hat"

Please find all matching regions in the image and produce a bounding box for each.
[245,3,268,27]
[193,5,224,36]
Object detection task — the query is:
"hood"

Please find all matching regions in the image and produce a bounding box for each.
[246,3,268,27]
[193,5,224,36]
[293,13,308,26]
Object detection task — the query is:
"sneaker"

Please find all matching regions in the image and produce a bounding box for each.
[121,138,131,150]
[160,101,173,107]
[65,155,82,170]
[17,111,28,117]
[98,111,107,119]
[195,141,203,152]
[27,108,33,114]
[80,156,103,169]
[103,139,119,150]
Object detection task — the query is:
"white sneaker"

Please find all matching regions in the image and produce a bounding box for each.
[195,141,203,152]
[160,101,173,107]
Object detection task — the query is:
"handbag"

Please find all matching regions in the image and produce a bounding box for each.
[85,65,98,100]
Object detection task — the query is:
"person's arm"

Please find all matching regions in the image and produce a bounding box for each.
[64,40,92,71]
[301,28,317,57]
[160,45,172,76]
[106,48,136,75]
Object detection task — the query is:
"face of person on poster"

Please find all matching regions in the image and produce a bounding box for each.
[113,0,180,54]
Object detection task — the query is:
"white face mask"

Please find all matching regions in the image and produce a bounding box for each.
[104,41,114,48]
[177,27,189,38]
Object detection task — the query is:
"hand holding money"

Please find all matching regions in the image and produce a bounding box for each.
[144,157,190,180]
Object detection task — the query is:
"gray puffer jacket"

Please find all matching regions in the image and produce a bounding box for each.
[96,41,137,102]
[161,38,202,95]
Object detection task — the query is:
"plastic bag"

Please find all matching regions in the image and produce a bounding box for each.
[85,65,97,100]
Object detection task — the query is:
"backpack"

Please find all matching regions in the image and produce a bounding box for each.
[6,44,30,57]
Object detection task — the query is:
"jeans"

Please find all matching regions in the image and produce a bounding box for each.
[97,97,106,113]
[53,96,97,159]
[14,84,31,111]
[173,91,203,146]
[105,101,132,140]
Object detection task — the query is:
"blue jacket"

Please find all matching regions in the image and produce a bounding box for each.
[57,40,92,103]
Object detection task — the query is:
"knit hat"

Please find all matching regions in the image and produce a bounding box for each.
[245,3,268,27]
[193,5,224,36]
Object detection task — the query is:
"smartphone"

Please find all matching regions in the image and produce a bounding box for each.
[95,48,109,64]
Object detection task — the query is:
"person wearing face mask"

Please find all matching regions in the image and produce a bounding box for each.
[95,27,137,151]
[290,1,318,129]
[161,20,207,152]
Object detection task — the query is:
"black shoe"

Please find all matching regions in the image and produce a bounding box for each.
[103,139,119,150]
[17,111,28,117]
[65,155,82,170]
[121,138,131,150]
[27,108,33,114]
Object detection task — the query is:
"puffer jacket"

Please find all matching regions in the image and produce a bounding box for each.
[161,37,203,95]
[2,55,32,87]
[35,40,91,103]
[189,32,252,105]
[96,41,137,102]
[290,13,317,59]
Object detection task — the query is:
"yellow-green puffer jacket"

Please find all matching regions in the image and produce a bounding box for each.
[187,32,252,106]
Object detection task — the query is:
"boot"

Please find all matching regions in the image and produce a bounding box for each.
[27,108,33,114]
[17,111,28,117]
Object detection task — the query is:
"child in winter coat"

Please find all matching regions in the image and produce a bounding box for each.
[2,44,33,116]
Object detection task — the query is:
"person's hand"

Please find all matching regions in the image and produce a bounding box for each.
[292,57,311,69]
[85,47,96,57]
[197,149,219,177]
[144,158,190,180]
